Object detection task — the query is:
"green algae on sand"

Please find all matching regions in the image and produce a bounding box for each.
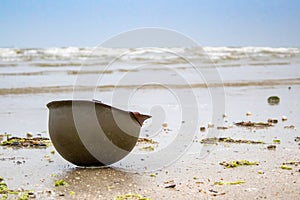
[273,139,281,144]
[54,179,68,187]
[0,176,34,200]
[220,160,259,168]
[139,145,155,151]
[214,180,246,185]
[280,165,293,170]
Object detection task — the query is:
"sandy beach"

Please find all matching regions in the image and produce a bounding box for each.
[0,47,300,199]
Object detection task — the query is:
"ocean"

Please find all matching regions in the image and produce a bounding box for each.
[0,46,300,135]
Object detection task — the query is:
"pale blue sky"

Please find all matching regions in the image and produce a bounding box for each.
[0,0,300,47]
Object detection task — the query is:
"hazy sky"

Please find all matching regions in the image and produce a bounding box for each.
[1,0,300,47]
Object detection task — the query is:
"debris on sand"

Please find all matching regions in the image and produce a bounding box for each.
[214,180,245,185]
[284,125,295,129]
[267,118,278,124]
[1,136,51,148]
[217,126,229,130]
[267,96,280,105]
[137,138,158,144]
[163,180,176,189]
[115,193,150,200]
[219,160,258,168]
[234,121,273,128]
[209,189,226,196]
[294,137,300,142]
[246,111,252,116]
[201,137,265,144]
[137,138,158,151]
[200,126,206,132]
[0,134,11,141]
[207,122,214,128]
[282,116,288,121]
[267,145,277,150]
[282,161,300,166]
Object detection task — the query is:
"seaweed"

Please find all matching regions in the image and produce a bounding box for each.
[282,161,300,166]
[0,136,51,148]
[139,145,155,151]
[234,121,273,128]
[273,139,281,144]
[137,138,158,144]
[0,179,8,194]
[214,180,245,185]
[201,137,265,144]
[18,192,29,200]
[115,193,150,200]
[137,138,158,151]
[217,126,229,130]
[220,160,258,168]
[280,165,292,170]
[0,177,34,200]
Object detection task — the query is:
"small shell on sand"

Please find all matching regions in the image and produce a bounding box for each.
[282,116,287,121]
[207,122,214,128]
[26,132,33,138]
[162,122,168,128]
[246,112,252,116]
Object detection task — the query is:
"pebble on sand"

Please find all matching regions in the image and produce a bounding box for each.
[162,122,168,128]
[246,111,252,116]
[200,127,206,132]
[282,116,287,121]
[267,96,280,105]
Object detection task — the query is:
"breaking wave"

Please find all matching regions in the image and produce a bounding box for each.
[0,46,299,67]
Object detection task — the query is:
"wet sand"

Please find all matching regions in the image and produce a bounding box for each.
[1,85,299,199]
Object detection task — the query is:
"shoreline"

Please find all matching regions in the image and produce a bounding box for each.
[0,78,300,95]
